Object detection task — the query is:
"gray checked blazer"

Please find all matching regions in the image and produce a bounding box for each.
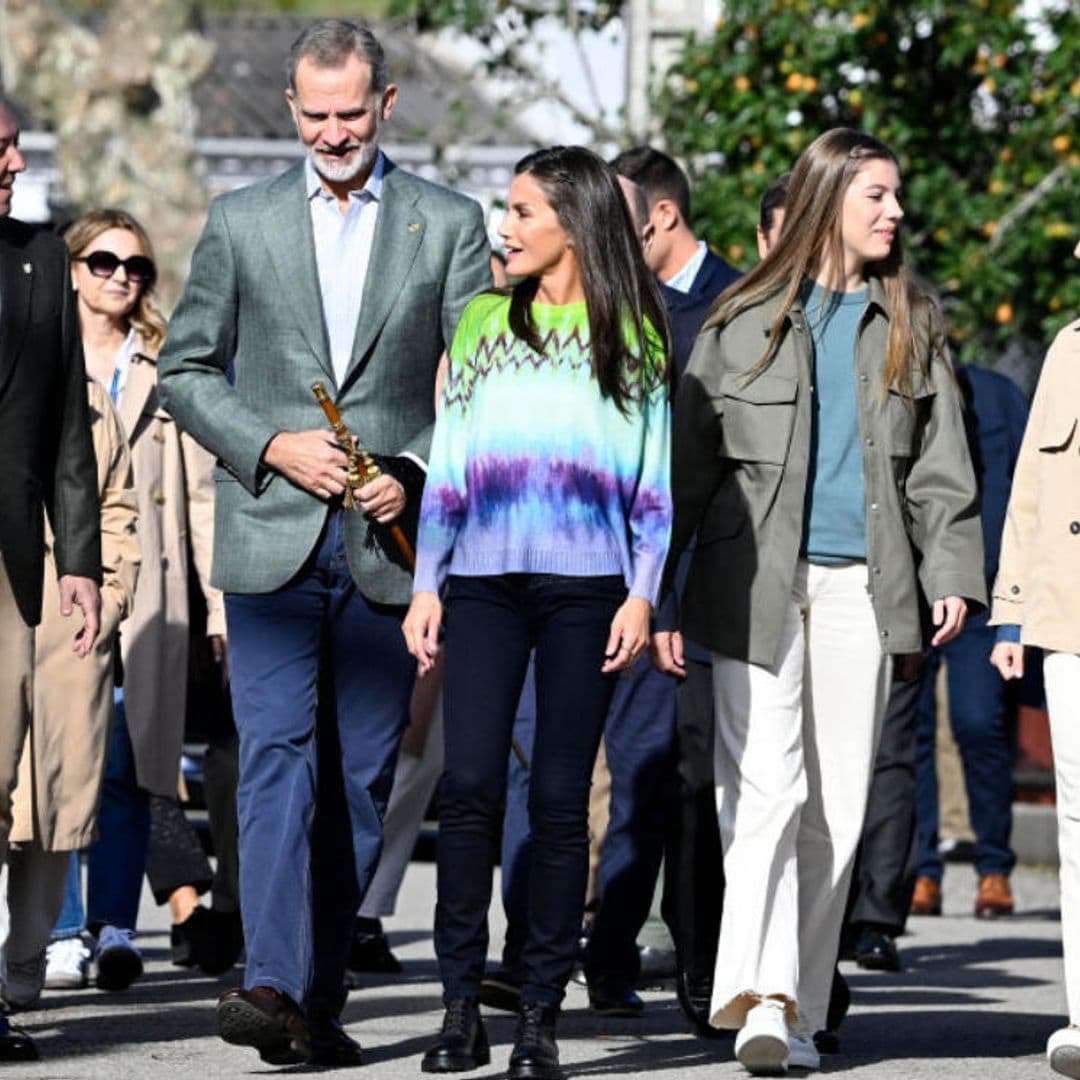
[158,157,492,605]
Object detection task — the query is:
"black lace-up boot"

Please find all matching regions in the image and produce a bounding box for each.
[421,998,490,1073]
[508,1002,563,1080]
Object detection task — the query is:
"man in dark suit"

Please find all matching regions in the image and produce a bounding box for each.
[159,20,491,1068]
[578,148,738,1024]
[0,95,101,1062]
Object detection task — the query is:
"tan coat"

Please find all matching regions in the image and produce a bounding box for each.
[991,319,1080,654]
[12,376,140,849]
[116,338,224,797]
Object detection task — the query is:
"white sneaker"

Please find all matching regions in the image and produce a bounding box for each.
[735,999,790,1076]
[94,926,143,991]
[1049,1026,1080,1078]
[788,1032,821,1071]
[3,948,46,1008]
[45,936,91,990]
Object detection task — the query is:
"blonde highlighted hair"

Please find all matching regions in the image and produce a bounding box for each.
[64,208,167,351]
[708,128,935,399]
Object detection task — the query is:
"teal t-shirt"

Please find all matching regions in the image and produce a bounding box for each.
[801,280,869,563]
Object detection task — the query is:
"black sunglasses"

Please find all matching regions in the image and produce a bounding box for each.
[75,250,156,287]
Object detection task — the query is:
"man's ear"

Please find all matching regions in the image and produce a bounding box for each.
[651,197,680,234]
[381,84,399,122]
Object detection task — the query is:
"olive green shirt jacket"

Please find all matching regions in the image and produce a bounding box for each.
[660,276,987,668]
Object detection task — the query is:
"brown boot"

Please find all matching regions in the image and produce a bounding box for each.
[910,876,942,916]
[975,873,1014,919]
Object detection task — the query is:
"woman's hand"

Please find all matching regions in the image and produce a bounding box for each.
[990,641,1025,681]
[651,630,686,677]
[930,595,967,647]
[602,596,652,674]
[402,591,443,676]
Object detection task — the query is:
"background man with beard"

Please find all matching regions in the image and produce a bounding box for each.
[159,20,491,1067]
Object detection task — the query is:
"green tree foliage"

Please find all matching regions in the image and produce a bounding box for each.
[659,0,1079,361]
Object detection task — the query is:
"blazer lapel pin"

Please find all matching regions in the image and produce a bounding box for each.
[22,263,31,274]
[408,223,421,234]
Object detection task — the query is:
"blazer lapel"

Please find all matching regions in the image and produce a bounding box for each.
[260,165,335,384]
[118,353,157,440]
[0,239,34,394]
[342,161,424,387]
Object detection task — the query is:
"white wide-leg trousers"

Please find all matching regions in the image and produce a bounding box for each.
[710,561,892,1034]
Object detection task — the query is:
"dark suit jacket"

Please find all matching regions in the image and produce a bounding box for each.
[0,218,100,626]
[660,250,740,378]
[658,250,740,662]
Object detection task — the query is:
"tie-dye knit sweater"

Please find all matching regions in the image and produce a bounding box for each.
[413,292,672,604]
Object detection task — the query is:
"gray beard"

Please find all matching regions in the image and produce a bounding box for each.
[308,140,379,185]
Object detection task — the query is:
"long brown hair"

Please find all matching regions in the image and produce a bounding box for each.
[64,208,167,351]
[508,146,672,414]
[707,128,928,399]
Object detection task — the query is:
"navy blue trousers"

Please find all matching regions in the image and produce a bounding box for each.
[226,510,413,1020]
[436,573,623,1007]
[914,611,1015,882]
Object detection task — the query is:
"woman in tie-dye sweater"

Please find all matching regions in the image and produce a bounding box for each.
[404,146,671,1079]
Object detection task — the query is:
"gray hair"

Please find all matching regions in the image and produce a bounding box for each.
[286,19,388,94]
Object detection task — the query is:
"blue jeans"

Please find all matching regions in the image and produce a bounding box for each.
[226,510,413,1020]
[52,853,85,939]
[86,694,151,932]
[914,611,1016,881]
[435,573,623,1007]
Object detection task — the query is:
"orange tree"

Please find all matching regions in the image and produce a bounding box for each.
[658,0,1079,362]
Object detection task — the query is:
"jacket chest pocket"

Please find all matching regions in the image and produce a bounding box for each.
[717,371,797,465]
[885,385,935,457]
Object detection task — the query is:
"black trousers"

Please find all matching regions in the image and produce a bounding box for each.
[847,671,921,935]
[661,657,724,992]
[435,573,623,1007]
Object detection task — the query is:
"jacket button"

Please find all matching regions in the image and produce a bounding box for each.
[870,502,879,511]
[873,566,882,575]
[1071,522,1080,535]
[865,438,875,448]
[153,491,165,505]
[880,629,889,638]
[1011,585,1020,595]
[859,373,869,382]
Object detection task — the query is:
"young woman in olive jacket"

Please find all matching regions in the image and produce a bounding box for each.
[653,128,986,1076]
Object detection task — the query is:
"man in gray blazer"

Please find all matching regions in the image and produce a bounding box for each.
[158,20,491,1067]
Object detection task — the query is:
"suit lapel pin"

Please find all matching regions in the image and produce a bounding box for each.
[408,223,421,233]
[21,263,31,274]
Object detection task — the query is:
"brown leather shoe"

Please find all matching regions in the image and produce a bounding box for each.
[975,873,1014,919]
[910,876,942,916]
[217,986,311,1065]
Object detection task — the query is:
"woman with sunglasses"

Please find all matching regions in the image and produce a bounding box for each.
[37,210,227,993]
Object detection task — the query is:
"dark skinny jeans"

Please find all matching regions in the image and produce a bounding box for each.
[435,572,624,1008]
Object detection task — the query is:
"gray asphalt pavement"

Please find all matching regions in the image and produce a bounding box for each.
[10,861,1068,1078]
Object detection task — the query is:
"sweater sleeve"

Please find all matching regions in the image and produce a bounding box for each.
[412,302,478,595]
[626,358,673,606]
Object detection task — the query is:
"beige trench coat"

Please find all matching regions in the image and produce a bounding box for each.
[12,376,140,849]
[991,319,1080,654]
[116,338,224,797]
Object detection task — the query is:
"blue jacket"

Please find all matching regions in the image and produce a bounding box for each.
[954,364,1029,585]
[660,249,740,662]
[660,251,740,378]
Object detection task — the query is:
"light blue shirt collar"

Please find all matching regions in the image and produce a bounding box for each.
[664,240,708,294]
[304,150,385,205]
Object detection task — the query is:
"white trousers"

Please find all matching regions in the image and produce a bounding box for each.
[710,561,891,1033]
[1045,651,1080,1024]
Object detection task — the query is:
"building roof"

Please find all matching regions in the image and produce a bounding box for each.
[194,14,521,146]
